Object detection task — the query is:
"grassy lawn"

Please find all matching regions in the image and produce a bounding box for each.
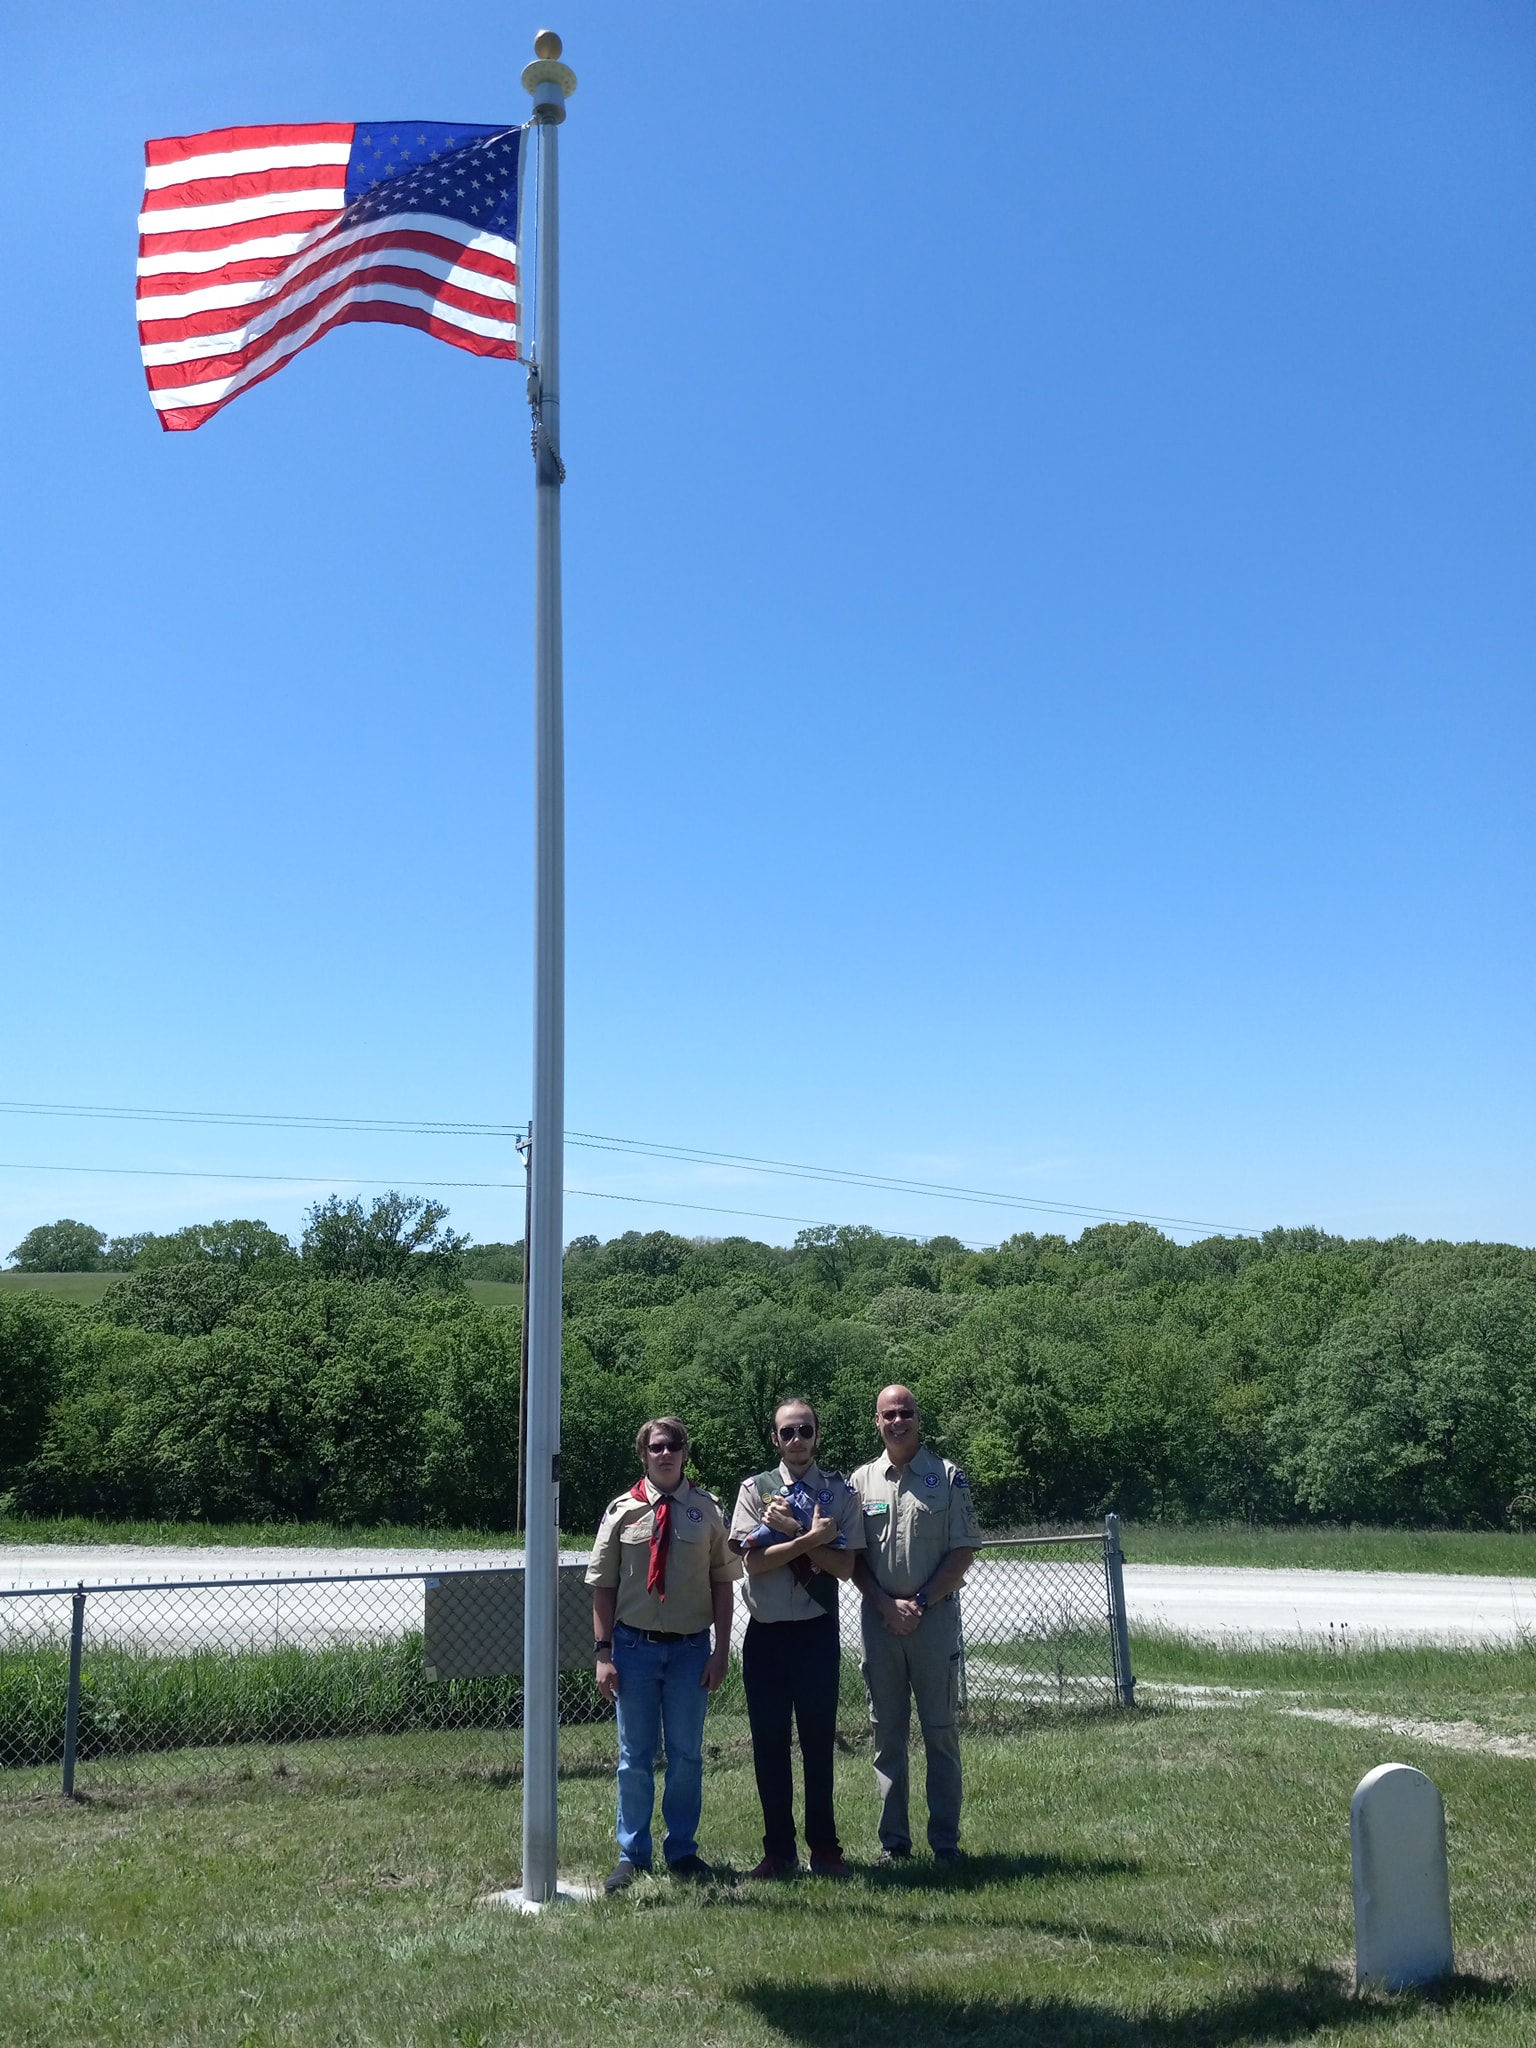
[1118,1524,1536,1578]
[0,1515,537,1551]
[2,1642,1532,2046]
[1133,1635,1536,1740]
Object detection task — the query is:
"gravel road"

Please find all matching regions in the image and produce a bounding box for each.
[1120,1561,1536,1645]
[4,1546,1534,1647]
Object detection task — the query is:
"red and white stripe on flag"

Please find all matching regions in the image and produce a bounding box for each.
[138,122,520,431]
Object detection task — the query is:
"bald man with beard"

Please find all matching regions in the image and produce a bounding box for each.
[850,1385,979,1862]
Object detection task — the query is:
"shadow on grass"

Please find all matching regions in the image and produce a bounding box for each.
[622,1851,1141,1915]
[457,1756,617,1789]
[736,1971,1514,2047]
[865,1851,1141,1892]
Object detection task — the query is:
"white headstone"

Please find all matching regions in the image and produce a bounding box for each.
[1351,1763,1454,1992]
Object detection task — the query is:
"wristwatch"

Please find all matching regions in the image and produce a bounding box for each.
[593,1638,614,1656]
[913,1591,929,1611]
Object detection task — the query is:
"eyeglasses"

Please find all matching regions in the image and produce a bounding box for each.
[880,1407,916,1421]
[776,1422,816,1441]
[646,1440,684,1457]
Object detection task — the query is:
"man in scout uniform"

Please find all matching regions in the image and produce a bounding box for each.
[587,1416,741,1893]
[850,1383,979,1863]
[729,1397,864,1880]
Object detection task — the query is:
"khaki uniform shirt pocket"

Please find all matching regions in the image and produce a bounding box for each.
[900,1494,952,1583]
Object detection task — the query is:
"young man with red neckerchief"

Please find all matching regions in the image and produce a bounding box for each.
[586,1416,740,1893]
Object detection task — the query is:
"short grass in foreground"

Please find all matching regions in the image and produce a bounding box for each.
[2,1640,1531,2046]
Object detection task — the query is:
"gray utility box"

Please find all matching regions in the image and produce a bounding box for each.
[422,1564,594,1681]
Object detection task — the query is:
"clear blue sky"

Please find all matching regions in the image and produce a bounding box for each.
[2,0,1532,1258]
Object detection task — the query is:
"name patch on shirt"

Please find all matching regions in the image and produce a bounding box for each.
[864,1502,890,1517]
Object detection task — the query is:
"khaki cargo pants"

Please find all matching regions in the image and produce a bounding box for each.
[859,1594,963,1854]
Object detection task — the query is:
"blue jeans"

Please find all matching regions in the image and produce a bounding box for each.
[612,1623,712,1867]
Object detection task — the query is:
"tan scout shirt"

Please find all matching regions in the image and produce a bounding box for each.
[848,1441,980,1599]
[584,1475,741,1635]
[728,1460,866,1624]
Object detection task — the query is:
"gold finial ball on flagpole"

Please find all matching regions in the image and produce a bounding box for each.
[522,29,576,107]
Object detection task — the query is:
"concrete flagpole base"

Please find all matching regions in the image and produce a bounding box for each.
[480,1881,601,1914]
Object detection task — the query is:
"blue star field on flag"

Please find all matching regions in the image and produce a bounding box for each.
[344,124,521,239]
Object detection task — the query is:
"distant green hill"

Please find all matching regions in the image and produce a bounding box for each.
[0,1270,116,1303]
[0,1268,521,1311]
[465,1279,522,1310]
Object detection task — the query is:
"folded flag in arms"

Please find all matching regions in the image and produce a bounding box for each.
[138,120,521,431]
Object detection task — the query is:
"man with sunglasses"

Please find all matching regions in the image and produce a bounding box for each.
[729,1398,864,1880]
[586,1416,740,1893]
[850,1385,979,1864]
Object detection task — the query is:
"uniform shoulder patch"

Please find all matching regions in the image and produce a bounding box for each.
[952,1468,970,1488]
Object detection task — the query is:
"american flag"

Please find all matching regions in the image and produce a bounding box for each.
[137,120,522,431]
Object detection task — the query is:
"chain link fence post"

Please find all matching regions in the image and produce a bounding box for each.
[1104,1514,1136,1707]
[61,1587,86,1797]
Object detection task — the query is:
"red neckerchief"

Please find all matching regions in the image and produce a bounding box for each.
[629,1478,673,1599]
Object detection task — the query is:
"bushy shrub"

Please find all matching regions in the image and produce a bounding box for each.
[1278,1250,1536,1525]
[0,1293,70,1492]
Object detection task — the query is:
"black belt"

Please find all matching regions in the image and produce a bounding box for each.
[618,1624,709,1644]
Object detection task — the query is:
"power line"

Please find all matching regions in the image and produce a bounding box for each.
[560,1186,946,1236]
[0,1157,1000,1244]
[0,1097,1261,1236]
[564,1131,1258,1236]
[0,1158,517,1190]
[0,1099,520,1139]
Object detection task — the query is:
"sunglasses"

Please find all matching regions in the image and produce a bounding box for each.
[880,1407,916,1421]
[646,1440,684,1456]
[776,1422,817,1441]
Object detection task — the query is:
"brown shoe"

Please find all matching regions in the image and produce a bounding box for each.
[745,1854,800,1881]
[809,1851,852,1879]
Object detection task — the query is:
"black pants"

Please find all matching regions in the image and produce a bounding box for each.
[741,1612,842,1859]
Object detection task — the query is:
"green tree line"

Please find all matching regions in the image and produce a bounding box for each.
[4,1206,1534,1535]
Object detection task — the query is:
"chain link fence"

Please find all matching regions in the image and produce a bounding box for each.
[0,1521,1132,1800]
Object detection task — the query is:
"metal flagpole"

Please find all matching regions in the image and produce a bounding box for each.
[518,27,577,1909]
